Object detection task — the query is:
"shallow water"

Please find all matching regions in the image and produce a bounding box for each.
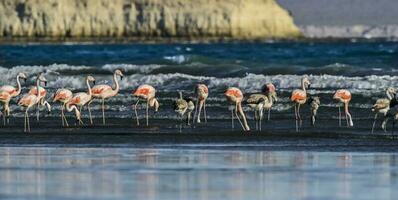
[0,147,397,200]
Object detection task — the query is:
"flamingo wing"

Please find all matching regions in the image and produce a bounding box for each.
[291,90,306,101]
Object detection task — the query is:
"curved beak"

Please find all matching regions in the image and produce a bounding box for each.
[93,80,96,85]
[307,83,311,89]
[120,76,124,81]
[44,81,47,87]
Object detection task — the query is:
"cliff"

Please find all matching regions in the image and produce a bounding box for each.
[0,0,301,40]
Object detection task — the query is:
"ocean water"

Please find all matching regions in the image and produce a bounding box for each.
[0,42,398,122]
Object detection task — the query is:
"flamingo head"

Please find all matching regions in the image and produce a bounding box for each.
[18,72,27,82]
[386,87,397,96]
[38,73,48,86]
[302,77,311,89]
[115,69,124,80]
[87,75,96,85]
[150,98,159,112]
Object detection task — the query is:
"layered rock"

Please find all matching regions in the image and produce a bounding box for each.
[0,0,301,39]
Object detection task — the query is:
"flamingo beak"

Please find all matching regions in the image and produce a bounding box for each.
[44,81,47,87]
[307,83,311,89]
[120,76,124,81]
[93,80,96,85]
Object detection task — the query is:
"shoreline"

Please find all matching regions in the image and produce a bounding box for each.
[0,36,397,45]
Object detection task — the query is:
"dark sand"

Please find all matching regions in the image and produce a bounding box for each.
[0,116,397,152]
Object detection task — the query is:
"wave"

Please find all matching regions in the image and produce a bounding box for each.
[0,64,397,95]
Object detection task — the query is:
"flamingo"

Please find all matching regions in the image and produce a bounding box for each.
[193,84,209,123]
[68,75,96,124]
[174,91,195,132]
[246,84,277,131]
[0,72,27,125]
[371,87,396,133]
[91,69,124,125]
[263,83,278,121]
[132,84,159,126]
[28,75,50,121]
[224,87,250,131]
[18,73,48,132]
[64,101,84,126]
[333,89,354,127]
[53,88,73,126]
[291,77,311,132]
[308,96,320,126]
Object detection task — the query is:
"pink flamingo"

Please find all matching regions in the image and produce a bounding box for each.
[28,75,50,121]
[91,69,124,125]
[53,88,73,126]
[68,75,96,124]
[132,84,159,126]
[333,89,354,127]
[0,72,27,125]
[263,83,278,121]
[18,73,49,132]
[193,84,209,123]
[224,87,250,131]
[291,77,311,132]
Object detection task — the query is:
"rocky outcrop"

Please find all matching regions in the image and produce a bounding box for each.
[0,0,301,39]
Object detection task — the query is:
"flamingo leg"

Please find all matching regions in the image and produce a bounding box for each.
[87,101,94,125]
[24,109,27,132]
[179,114,183,133]
[294,103,298,132]
[64,108,69,127]
[198,100,204,123]
[187,112,191,125]
[338,106,342,127]
[297,104,302,127]
[371,113,378,134]
[254,110,258,131]
[61,106,65,126]
[204,100,208,123]
[27,107,31,133]
[259,108,264,131]
[36,103,39,121]
[2,105,5,126]
[5,103,9,125]
[231,107,234,129]
[102,99,105,125]
[146,102,149,126]
[268,107,271,121]
[234,103,245,131]
[134,100,140,126]
[237,103,250,131]
[345,103,353,127]
[193,98,199,123]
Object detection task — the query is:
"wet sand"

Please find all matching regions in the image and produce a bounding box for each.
[0,116,397,152]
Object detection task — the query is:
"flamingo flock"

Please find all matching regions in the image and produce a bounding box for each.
[0,70,397,133]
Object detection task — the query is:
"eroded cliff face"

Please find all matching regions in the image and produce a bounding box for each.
[0,0,301,39]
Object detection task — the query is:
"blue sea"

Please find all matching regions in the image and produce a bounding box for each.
[1,41,398,199]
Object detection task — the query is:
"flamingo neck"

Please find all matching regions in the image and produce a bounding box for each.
[35,76,41,98]
[387,91,394,100]
[15,75,22,96]
[267,92,273,104]
[301,80,306,92]
[66,103,79,117]
[112,72,120,95]
[86,78,92,97]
